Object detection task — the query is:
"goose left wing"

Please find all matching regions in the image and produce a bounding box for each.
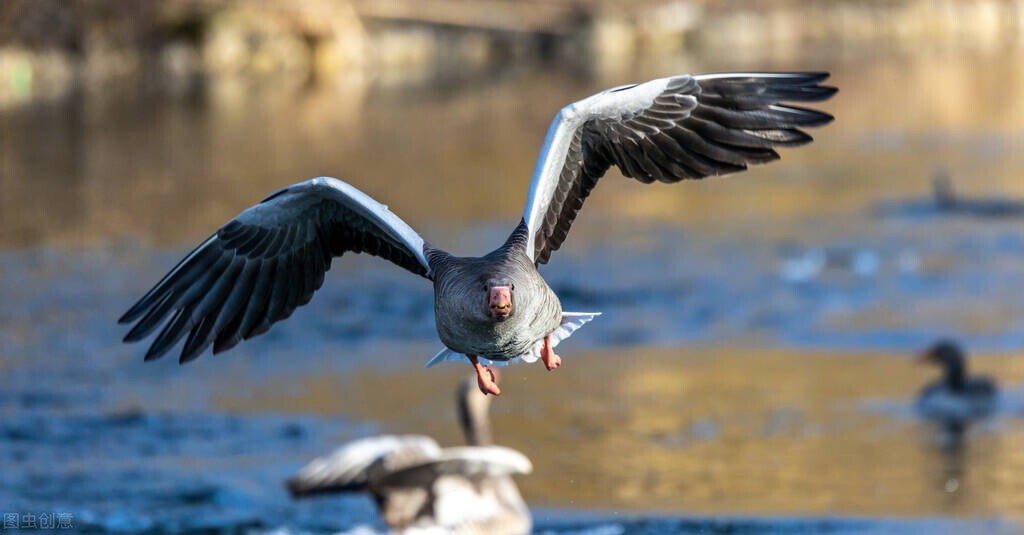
[374,446,533,488]
[286,434,441,497]
[521,72,836,264]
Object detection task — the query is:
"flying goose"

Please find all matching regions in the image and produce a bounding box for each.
[119,72,836,395]
[286,375,532,534]
[916,340,998,424]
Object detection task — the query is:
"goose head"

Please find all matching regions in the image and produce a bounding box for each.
[918,339,967,390]
[484,277,515,321]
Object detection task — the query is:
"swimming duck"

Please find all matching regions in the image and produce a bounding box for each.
[286,375,532,534]
[916,340,997,423]
[931,169,1024,217]
[119,72,835,395]
[877,168,1024,219]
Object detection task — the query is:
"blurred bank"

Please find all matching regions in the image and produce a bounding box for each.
[2,0,1024,108]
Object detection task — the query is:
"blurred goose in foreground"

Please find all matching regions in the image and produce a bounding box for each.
[916,340,997,423]
[287,375,532,534]
[119,72,835,395]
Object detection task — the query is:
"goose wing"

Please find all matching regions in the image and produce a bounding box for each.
[286,434,441,497]
[373,446,533,488]
[119,177,431,363]
[522,72,836,264]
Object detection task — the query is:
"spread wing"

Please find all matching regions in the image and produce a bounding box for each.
[286,434,441,497]
[286,437,530,498]
[372,446,533,489]
[119,177,431,363]
[522,72,836,264]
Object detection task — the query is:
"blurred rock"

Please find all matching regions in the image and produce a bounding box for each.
[202,8,313,78]
[199,2,366,80]
[0,47,75,107]
[0,0,367,108]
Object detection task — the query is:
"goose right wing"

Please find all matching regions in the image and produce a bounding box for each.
[119,177,432,363]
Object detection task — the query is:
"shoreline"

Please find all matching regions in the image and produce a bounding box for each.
[3,0,1024,108]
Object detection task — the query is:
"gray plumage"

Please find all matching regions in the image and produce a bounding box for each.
[427,223,562,361]
[120,73,835,367]
[286,377,532,534]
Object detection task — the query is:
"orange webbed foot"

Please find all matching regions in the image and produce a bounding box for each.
[541,334,561,371]
[469,355,501,396]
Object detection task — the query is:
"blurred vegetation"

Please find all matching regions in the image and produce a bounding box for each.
[1,0,1023,108]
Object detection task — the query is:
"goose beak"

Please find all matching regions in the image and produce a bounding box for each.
[916,349,935,364]
[488,286,512,319]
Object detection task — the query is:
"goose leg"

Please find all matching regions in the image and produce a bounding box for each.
[469,354,501,396]
[540,334,561,371]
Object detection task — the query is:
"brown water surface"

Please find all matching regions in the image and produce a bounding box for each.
[218,345,1024,518]
[2,51,1023,249]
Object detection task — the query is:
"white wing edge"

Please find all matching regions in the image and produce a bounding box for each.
[385,446,534,481]
[308,176,430,274]
[423,311,601,368]
[435,446,533,476]
[291,434,441,489]
[521,110,578,260]
[520,76,679,260]
[424,347,470,368]
[519,311,600,363]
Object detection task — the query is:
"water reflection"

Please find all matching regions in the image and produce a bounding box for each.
[3,51,1024,249]
[215,347,1024,518]
[875,167,1024,220]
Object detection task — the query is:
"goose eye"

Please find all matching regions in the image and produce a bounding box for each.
[510,284,515,291]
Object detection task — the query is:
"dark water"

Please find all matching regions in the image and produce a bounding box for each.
[3,50,1024,533]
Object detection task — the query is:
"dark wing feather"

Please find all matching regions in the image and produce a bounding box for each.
[120,177,431,363]
[523,72,836,264]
